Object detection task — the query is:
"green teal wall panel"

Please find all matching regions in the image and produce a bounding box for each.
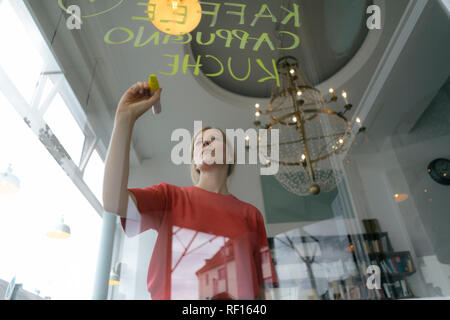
[260,175,338,224]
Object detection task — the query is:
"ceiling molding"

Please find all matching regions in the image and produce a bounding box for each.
[317,0,385,92]
[183,0,386,109]
[354,0,429,126]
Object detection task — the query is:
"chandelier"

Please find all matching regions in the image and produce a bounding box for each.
[253,56,364,196]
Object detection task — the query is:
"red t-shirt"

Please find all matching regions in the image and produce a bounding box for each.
[120,183,278,300]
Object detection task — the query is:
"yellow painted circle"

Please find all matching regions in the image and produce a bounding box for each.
[148,0,202,36]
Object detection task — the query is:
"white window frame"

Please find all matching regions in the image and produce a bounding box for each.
[0,0,106,216]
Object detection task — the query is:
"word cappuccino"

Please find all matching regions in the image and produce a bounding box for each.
[171,121,279,175]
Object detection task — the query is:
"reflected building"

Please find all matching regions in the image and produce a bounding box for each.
[195,239,276,300]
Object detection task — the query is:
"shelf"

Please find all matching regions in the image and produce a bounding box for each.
[269,233,390,244]
[381,271,416,280]
[367,251,412,258]
[271,251,414,266]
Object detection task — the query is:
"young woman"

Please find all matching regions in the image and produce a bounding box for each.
[103,81,277,300]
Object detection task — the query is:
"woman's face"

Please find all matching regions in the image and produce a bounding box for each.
[193,129,229,170]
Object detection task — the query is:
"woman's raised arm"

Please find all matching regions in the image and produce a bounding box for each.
[102,81,162,218]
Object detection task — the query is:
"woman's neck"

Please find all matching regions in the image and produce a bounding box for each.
[196,165,230,195]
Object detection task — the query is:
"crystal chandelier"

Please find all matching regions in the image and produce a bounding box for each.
[253,56,364,196]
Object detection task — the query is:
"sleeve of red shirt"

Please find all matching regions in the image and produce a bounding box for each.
[254,210,279,289]
[120,183,170,237]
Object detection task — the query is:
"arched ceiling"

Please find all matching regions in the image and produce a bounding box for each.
[190,0,371,98]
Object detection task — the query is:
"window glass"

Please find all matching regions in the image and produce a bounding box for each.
[2,0,449,302]
[0,93,101,299]
[43,92,85,166]
[0,0,44,104]
[83,150,105,202]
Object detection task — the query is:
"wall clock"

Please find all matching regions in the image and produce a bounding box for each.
[427,158,450,186]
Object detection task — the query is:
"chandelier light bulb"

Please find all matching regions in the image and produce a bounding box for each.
[356,117,361,124]
[255,103,260,109]
[342,91,348,99]
[245,136,250,141]
[301,154,306,160]
[292,116,297,123]
[329,88,335,94]
[297,90,302,96]
[339,139,344,144]
[289,69,295,75]
[255,110,261,118]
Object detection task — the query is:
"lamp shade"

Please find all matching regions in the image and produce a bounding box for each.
[394,194,409,203]
[0,165,20,195]
[46,217,71,239]
[148,0,202,35]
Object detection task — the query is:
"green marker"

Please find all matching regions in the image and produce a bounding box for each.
[149,74,161,115]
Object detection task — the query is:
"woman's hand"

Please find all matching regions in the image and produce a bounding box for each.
[115,81,163,124]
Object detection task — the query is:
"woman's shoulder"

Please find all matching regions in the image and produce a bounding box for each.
[227,195,263,218]
[147,182,184,192]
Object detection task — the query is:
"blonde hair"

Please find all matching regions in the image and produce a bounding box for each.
[190,126,236,184]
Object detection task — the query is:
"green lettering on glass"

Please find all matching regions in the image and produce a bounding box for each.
[104,27,134,45]
[199,2,221,27]
[204,55,224,77]
[132,2,155,21]
[162,34,172,45]
[134,28,160,47]
[183,54,202,76]
[172,33,193,44]
[196,32,216,45]
[228,57,251,81]
[251,4,277,27]
[224,3,246,25]
[231,29,254,50]
[163,34,192,45]
[160,5,187,25]
[277,31,300,50]
[253,33,275,51]
[216,29,233,48]
[281,4,300,28]
[160,54,180,76]
[257,59,280,87]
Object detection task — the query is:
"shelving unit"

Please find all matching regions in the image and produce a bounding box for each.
[267,231,416,300]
